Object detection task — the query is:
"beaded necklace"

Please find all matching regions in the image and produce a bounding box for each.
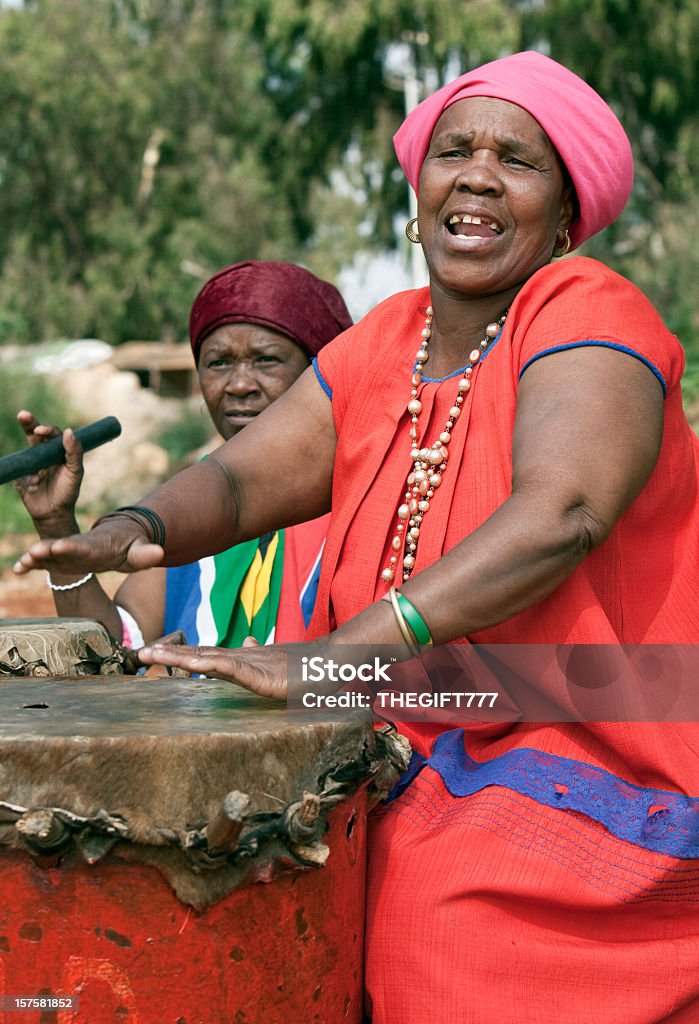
[380,305,508,585]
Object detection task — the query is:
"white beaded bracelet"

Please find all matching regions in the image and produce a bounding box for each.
[46,572,94,592]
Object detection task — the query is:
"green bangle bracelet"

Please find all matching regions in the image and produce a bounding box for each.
[395,592,433,651]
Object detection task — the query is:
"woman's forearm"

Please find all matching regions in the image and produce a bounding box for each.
[331,491,599,647]
[136,457,243,566]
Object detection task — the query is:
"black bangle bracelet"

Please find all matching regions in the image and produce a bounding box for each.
[92,506,166,547]
[92,510,153,541]
[116,505,166,547]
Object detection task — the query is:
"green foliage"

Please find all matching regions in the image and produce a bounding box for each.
[0,0,698,397]
[517,0,699,208]
[154,403,215,465]
[681,352,699,408]
[241,0,519,247]
[0,485,34,537]
[0,366,69,459]
[0,0,517,345]
[0,0,312,344]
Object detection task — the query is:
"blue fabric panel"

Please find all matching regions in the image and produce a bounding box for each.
[387,728,699,859]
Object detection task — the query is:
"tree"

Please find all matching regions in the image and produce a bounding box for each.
[1,0,697,383]
[0,0,305,343]
[0,0,517,343]
[516,0,699,367]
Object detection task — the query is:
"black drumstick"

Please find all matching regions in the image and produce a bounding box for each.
[0,416,122,485]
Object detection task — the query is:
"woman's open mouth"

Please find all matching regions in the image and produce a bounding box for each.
[447,213,504,239]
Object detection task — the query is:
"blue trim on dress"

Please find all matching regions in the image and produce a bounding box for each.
[312,357,332,398]
[519,341,667,396]
[419,325,505,382]
[386,729,699,859]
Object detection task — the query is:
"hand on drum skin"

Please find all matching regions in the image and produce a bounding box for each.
[14,411,84,533]
[12,523,165,577]
[137,640,289,700]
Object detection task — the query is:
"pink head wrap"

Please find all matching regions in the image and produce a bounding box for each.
[189,260,353,364]
[393,51,634,250]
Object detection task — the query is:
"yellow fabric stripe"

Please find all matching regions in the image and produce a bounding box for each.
[238,533,280,624]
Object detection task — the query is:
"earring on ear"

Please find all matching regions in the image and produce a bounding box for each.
[553,229,571,258]
[405,217,421,244]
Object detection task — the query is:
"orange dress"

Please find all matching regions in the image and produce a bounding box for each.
[312,257,699,1023]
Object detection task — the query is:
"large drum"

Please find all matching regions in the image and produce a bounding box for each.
[0,620,407,1024]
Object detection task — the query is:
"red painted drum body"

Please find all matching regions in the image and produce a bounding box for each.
[0,625,406,1024]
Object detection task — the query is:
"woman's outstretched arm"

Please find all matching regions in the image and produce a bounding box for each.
[13,366,336,577]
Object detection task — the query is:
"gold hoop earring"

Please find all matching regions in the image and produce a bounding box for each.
[405,217,421,244]
[553,230,571,258]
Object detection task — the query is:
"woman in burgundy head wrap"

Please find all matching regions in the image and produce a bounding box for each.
[16,53,699,1023]
[16,260,352,648]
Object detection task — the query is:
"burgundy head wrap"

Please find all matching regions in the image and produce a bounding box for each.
[189,261,353,364]
[393,51,634,250]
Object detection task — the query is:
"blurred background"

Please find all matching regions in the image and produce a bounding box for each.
[1,0,698,612]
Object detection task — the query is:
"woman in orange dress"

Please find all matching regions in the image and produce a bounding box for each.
[15,52,699,1023]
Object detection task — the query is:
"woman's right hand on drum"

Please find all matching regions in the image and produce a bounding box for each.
[14,410,84,536]
[137,637,290,700]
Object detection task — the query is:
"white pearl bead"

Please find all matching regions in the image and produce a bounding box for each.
[381,568,395,582]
